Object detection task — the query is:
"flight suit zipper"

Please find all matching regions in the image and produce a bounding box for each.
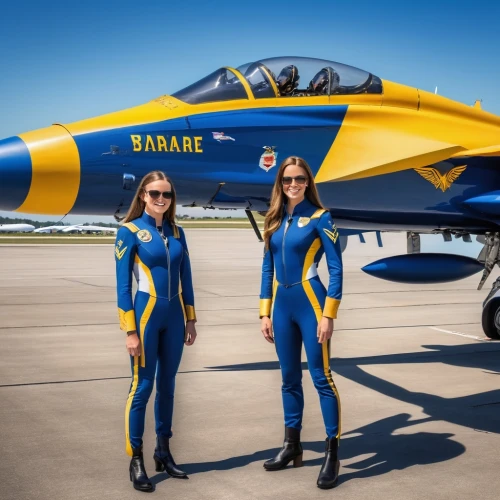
[282,214,293,287]
[166,238,171,300]
[158,227,171,300]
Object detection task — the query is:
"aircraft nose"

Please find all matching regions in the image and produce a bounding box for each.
[0,136,32,211]
[0,125,81,215]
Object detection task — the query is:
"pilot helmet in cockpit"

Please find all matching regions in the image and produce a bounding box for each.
[276,65,300,96]
[308,67,340,94]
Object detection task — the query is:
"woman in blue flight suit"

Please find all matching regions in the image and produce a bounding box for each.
[115,171,197,492]
[260,156,343,489]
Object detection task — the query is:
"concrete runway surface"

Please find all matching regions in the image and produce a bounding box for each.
[0,230,499,500]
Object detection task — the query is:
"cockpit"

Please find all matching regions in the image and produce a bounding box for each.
[172,56,382,105]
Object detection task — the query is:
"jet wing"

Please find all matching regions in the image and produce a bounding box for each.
[315,108,465,183]
[451,145,500,157]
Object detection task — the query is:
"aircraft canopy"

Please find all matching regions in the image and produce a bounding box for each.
[172,56,382,105]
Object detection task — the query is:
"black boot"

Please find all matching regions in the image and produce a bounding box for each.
[153,435,188,478]
[317,437,340,489]
[263,427,303,471]
[129,446,153,492]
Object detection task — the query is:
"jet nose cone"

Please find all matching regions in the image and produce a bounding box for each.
[0,136,32,211]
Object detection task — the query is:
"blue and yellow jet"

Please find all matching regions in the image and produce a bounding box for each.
[1,56,500,337]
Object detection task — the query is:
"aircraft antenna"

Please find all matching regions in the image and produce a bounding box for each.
[54,213,69,225]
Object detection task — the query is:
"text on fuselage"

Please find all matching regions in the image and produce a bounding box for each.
[130,135,203,153]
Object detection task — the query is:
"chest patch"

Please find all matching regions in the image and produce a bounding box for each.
[137,229,152,243]
[298,217,310,228]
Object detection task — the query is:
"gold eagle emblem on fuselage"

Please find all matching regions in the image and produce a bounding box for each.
[414,165,467,192]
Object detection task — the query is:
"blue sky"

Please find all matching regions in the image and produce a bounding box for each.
[1,0,499,244]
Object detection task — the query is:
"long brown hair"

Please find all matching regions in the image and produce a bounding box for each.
[263,156,324,249]
[123,171,177,226]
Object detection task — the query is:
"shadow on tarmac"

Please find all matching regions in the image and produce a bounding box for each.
[197,343,500,436]
[158,342,500,482]
[151,413,464,484]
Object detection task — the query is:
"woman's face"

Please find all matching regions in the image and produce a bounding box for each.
[282,164,308,203]
[141,179,172,218]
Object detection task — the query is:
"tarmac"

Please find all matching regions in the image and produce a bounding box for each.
[0,230,499,500]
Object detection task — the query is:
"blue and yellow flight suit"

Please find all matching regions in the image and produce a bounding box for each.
[260,199,343,440]
[115,211,196,456]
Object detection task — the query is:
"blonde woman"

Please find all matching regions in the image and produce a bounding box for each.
[259,156,343,489]
[115,171,197,492]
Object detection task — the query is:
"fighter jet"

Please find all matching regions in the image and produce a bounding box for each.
[1,56,500,337]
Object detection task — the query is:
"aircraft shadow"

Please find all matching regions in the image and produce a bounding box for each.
[197,343,500,436]
[150,413,464,484]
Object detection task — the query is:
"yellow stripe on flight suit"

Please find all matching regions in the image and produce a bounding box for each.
[123,222,140,232]
[118,309,136,332]
[260,298,272,318]
[179,283,187,323]
[270,278,278,321]
[16,126,80,215]
[117,223,140,331]
[184,305,196,321]
[301,237,342,439]
[134,255,156,368]
[125,356,139,456]
[310,209,341,319]
[311,209,327,219]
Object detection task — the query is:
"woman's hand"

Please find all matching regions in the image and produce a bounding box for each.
[126,332,141,356]
[261,316,274,343]
[185,320,197,346]
[317,317,333,343]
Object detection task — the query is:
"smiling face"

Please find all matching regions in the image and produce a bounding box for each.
[282,164,309,204]
[141,179,172,219]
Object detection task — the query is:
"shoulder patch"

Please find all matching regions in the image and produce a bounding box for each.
[115,245,128,260]
[311,209,328,220]
[323,227,339,244]
[122,222,139,233]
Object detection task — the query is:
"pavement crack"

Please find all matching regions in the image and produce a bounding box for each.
[60,278,112,288]
[0,376,129,388]
[0,322,117,330]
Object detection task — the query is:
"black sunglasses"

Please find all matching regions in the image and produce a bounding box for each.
[144,189,173,200]
[282,175,307,185]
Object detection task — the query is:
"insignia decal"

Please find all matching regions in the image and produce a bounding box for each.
[323,228,339,244]
[298,217,310,228]
[115,246,127,260]
[212,132,235,142]
[259,146,278,172]
[137,229,152,243]
[414,165,467,192]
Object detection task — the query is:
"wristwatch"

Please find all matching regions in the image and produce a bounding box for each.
[126,330,137,336]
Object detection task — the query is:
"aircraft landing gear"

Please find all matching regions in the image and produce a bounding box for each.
[481,276,500,340]
[476,232,500,339]
[477,232,500,290]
